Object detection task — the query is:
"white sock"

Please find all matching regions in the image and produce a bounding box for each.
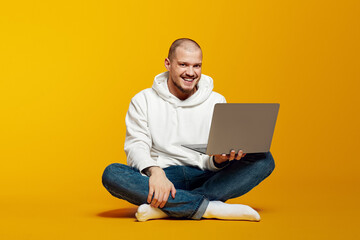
[202,201,261,221]
[135,204,168,222]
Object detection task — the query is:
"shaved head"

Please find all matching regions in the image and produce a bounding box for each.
[165,38,203,100]
[168,38,202,61]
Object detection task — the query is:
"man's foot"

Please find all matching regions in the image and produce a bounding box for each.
[202,201,261,221]
[135,204,168,222]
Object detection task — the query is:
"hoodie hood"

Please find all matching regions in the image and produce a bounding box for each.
[152,71,214,107]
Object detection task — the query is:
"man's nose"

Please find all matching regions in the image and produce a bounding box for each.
[186,67,195,76]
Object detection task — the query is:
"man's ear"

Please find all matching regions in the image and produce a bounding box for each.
[164,58,171,71]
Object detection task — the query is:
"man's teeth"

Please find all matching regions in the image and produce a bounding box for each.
[183,78,194,82]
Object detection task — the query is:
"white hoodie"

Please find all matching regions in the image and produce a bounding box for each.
[124,71,226,173]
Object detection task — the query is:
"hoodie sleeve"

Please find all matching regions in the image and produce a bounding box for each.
[124,93,158,173]
[200,155,227,171]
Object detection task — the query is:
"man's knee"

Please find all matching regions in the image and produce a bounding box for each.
[258,152,275,178]
[102,163,123,189]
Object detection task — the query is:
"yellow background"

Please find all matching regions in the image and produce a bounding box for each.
[1,0,359,239]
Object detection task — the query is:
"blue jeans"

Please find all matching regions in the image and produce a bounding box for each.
[102,152,275,220]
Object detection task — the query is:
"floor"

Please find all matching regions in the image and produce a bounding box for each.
[1,170,359,240]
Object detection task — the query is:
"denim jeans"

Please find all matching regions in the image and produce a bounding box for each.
[102,152,275,220]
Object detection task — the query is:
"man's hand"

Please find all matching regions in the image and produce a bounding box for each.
[146,166,176,208]
[213,150,246,164]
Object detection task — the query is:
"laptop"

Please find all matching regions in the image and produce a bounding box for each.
[182,103,280,155]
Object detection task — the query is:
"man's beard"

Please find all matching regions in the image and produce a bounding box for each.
[172,78,197,94]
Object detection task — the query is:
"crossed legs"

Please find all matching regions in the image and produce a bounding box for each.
[102,152,275,221]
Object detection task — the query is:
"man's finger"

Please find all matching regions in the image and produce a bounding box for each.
[147,187,154,203]
[151,190,160,207]
[160,191,170,208]
[154,192,164,208]
[229,150,235,161]
[171,185,176,199]
[235,150,244,160]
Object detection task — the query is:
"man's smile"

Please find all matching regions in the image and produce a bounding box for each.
[182,77,196,82]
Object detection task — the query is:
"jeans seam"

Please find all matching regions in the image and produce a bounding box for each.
[182,167,189,190]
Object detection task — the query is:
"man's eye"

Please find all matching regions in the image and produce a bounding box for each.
[180,64,186,67]
[195,65,201,68]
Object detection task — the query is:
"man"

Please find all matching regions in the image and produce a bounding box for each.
[102,38,275,221]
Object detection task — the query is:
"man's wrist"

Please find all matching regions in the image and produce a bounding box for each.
[143,166,156,176]
[143,166,163,176]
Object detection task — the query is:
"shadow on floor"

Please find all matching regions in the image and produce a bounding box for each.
[97,206,264,220]
[253,207,263,212]
[97,207,137,218]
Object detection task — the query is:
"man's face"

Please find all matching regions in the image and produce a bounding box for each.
[165,46,202,99]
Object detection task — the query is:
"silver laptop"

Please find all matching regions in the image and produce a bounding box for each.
[182,103,280,155]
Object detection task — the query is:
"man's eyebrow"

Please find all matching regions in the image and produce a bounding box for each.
[177,61,202,65]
